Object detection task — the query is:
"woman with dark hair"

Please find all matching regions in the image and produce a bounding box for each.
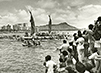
[73,33,78,41]
[86,24,95,55]
[93,16,101,40]
[77,30,82,38]
[82,30,89,58]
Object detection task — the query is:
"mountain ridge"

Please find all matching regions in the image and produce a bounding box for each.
[37,22,78,31]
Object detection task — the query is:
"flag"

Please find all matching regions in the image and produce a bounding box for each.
[29,10,35,36]
[48,15,52,34]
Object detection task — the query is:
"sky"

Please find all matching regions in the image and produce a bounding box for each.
[0,0,101,28]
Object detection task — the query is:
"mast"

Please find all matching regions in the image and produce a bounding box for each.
[29,10,35,36]
[48,15,52,34]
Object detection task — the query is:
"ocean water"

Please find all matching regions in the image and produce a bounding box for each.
[0,30,79,73]
[0,39,63,73]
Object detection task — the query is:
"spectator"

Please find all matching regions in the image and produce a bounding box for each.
[43,55,57,73]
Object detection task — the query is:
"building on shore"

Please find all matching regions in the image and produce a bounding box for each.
[1,24,12,31]
[1,26,7,31]
[7,24,12,31]
[13,23,28,31]
[0,23,28,32]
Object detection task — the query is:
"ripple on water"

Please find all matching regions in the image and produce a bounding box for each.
[0,39,61,73]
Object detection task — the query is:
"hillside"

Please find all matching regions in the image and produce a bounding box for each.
[37,22,78,31]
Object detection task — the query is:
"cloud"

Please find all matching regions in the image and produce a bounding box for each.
[70,0,84,7]
[0,9,29,27]
[37,0,58,9]
[78,5,101,20]
[52,4,101,28]
[70,4,101,28]
[35,14,48,26]
[0,13,18,26]
[25,5,33,11]
[0,0,12,2]
[26,5,46,16]
[55,0,84,9]
[1,3,101,29]
[54,17,66,23]
[25,5,50,26]
[15,9,29,22]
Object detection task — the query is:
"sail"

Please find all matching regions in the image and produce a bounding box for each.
[48,15,52,34]
[29,10,35,36]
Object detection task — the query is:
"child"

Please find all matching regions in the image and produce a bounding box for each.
[58,51,68,73]
[59,51,68,68]
[58,57,67,73]
[43,55,57,73]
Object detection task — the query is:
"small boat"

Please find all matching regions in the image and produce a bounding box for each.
[23,36,32,40]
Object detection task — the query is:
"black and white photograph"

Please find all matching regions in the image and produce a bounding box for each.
[0,0,101,73]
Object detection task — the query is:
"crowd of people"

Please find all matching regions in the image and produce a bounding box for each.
[43,16,101,73]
